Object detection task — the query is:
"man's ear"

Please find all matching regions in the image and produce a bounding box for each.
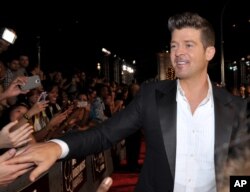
[206,46,216,61]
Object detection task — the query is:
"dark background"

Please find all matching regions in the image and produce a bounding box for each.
[0,0,249,83]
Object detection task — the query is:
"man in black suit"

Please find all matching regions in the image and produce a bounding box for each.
[8,12,248,192]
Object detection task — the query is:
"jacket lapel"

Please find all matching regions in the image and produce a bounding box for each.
[156,81,177,180]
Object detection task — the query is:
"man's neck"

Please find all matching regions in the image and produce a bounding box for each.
[179,76,209,114]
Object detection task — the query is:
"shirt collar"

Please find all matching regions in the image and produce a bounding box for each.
[176,76,213,107]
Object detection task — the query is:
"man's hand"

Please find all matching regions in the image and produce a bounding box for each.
[6,141,62,182]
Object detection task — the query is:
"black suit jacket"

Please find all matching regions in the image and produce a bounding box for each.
[60,80,248,192]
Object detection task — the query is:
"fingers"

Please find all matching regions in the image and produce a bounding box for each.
[0,164,34,186]
[15,138,32,148]
[2,120,18,132]
[11,166,34,180]
[96,177,113,192]
[7,151,32,164]
[36,101,49,109]
[40,100,49,106]
[17,129,34,142]
[0,148,16,162]
[14,76,28,85]
[11,123,33,137]
[29,163,50,182]
[10,124,34,147]
[12,162,34,171]
[15,145,29,156]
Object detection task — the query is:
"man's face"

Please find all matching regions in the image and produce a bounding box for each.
[19,55,29,68]
[170,28,215,80]
[0,39,10,53]
[9,60,20,71]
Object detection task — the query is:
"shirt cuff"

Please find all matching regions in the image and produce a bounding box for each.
[49,139,69,159]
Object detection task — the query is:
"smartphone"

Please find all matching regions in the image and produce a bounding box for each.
[77,101,88,108]
[38,91,48,102]
[20,75,41,91]
[1,28,17,44]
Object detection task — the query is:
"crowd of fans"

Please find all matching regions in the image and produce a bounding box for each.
[0,49,143,187]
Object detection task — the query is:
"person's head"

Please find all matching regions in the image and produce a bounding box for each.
[168,12,216,80]
[8,58,20,72]
[95,83,109,99]
[78,93,88,102]
[9,103,29,122]
[87,88,96,103]
[128,83,140,97]
[47,85,59,104]
[57,90,71,109]
[19,55,29,68]
[42,80,59,104]
[53,71,63,83]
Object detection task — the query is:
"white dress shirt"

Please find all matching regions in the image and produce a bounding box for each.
[174,78,216,192]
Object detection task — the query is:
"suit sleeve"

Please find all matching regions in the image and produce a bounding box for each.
[58,84,145,159]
